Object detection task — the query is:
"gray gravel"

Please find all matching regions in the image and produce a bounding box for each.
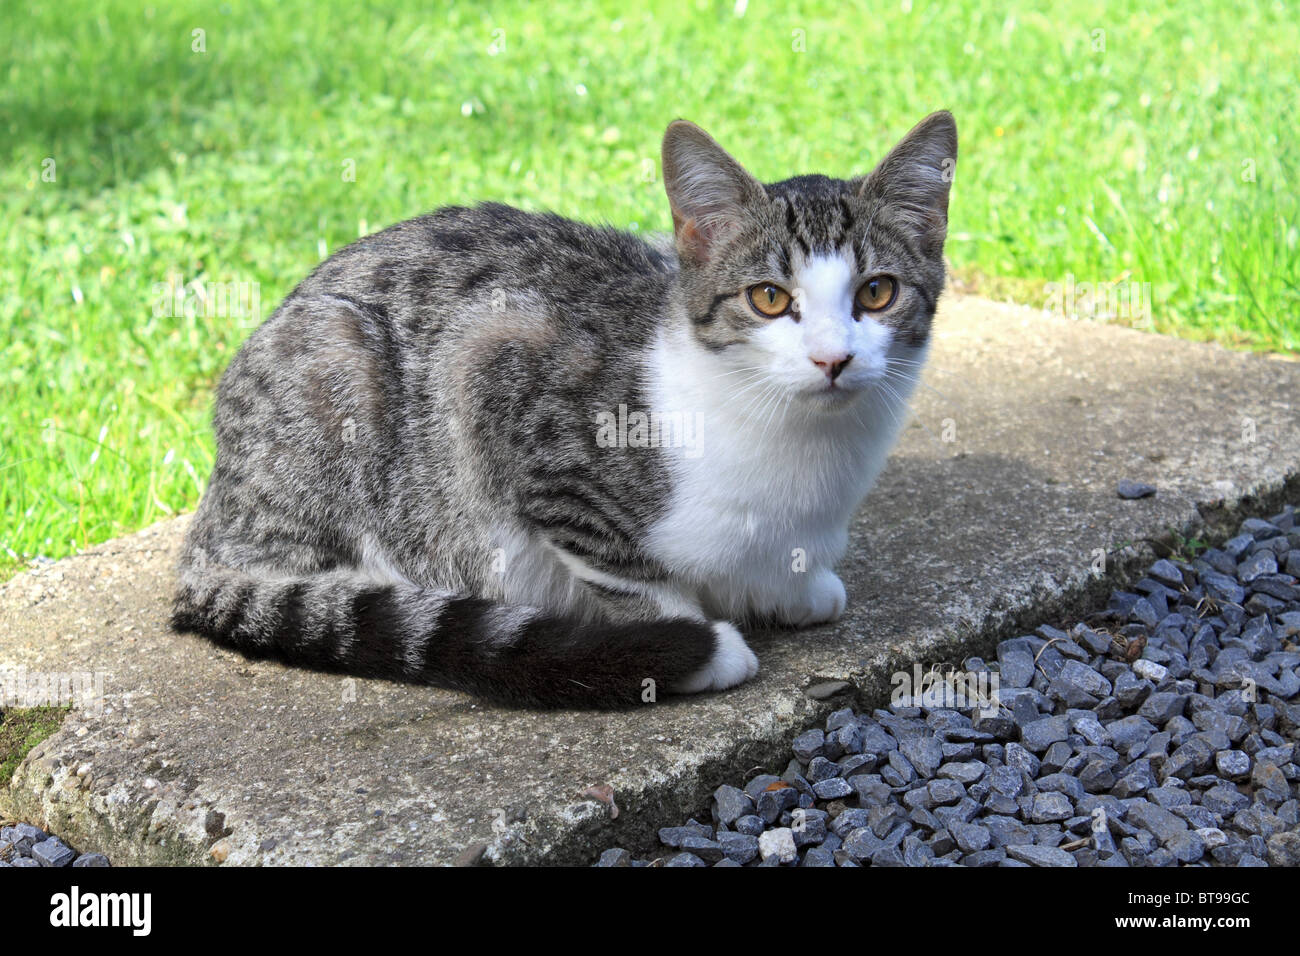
[597,505,1300,867]
[0,822,110,868]
[1117,479,1158,500]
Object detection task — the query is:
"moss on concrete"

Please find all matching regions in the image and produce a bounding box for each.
[0,705,70,785]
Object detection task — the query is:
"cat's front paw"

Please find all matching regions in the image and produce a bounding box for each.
[671,622,759,694]
[774,568,847,628]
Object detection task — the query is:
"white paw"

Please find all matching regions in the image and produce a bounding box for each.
[672,622,759,694]
[775,568,847,628]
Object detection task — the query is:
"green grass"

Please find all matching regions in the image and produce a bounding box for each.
[2,0,1297,575]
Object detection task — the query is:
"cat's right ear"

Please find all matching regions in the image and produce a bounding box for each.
[662,120,766,263]
[857,111,958,256]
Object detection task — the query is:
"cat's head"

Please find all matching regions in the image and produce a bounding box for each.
[661,113,956,407]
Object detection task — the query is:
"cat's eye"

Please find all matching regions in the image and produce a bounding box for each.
[747,282,793,318]
[855,276,898,313]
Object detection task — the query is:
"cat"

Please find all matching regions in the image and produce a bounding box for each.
[171,112,957,707]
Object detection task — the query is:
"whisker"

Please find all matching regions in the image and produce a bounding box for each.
[757,385,794,447]
[709,364,769,382]
[735,381,782,426]
[884,357,961,403]
[728,375,777,410]
[886,358,970,382]
[883,366,953,403]
[876,379,944,445]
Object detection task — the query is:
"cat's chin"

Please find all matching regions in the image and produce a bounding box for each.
[800,381,866,408]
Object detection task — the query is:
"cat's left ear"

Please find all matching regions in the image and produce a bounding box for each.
[662,120,767,263]
[857,111,958,256]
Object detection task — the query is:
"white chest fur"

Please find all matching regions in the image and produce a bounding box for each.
[642,324,919,620]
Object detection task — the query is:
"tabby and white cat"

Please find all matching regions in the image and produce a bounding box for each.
[172,112,957,707]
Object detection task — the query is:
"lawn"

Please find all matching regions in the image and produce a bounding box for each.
[2,0,1297,575]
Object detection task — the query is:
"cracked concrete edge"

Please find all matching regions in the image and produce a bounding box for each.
[2,750,216,866]
[488,470,1300,866]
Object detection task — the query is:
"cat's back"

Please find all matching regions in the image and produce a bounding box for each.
[211,201,680,527]
[219,202,679,446]
[291,202,677,338]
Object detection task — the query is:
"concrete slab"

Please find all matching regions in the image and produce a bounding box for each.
[2,294,1297,866]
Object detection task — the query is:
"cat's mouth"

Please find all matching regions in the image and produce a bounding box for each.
[800,368,890,405]
[804,379,862,404]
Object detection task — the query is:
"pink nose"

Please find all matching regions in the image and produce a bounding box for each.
[811,353,853,381]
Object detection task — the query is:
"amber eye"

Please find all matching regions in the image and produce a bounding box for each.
[747,282,793,318]
[855,276,898,313]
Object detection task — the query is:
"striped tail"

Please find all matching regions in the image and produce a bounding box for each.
[170,562,740,708]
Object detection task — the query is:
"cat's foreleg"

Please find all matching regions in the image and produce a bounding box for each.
[766,564,848,629]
